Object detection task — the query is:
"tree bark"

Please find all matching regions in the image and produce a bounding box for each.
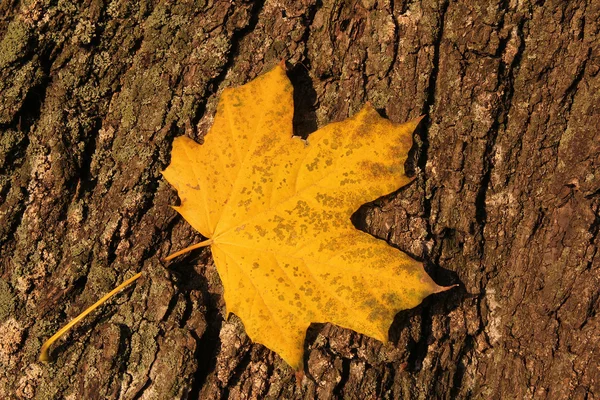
[1,0,598,398]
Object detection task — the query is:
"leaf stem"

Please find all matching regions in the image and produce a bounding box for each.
[39,271,143,362]
[39,239,213,361]
[162,239,213,262]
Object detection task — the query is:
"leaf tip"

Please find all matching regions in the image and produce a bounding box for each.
[357,102,380,121]
[434,283,459,294]
[362,101,375,112]
[294,369,305,384]
[408,114,426,130]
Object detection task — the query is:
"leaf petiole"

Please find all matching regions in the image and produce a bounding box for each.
[39,239,213,362]
[39,271,143,362]
[162,239,213,262]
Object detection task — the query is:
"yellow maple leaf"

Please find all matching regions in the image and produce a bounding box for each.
[162,64,448,370]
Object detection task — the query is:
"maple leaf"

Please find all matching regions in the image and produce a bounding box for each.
[162,64,448,370]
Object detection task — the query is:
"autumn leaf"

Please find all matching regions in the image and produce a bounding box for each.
[162,64,448,370]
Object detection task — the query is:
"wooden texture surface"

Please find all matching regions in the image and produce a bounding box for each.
[0,0,598,398]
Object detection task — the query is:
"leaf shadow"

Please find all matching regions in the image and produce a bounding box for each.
[388,284,470,372]
[166,248,224,395]
[287,63,318,140]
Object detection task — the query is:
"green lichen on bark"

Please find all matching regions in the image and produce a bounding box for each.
[0,279,15,323]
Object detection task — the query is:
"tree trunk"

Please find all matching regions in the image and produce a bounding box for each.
[1,0,598,398]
